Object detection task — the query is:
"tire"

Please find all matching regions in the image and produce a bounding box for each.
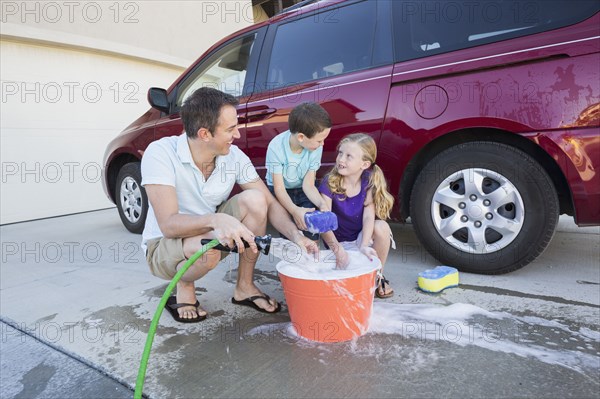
[410,141,559,274]
[116,162,148,234]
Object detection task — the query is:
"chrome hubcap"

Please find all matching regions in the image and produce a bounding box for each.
[431,168,524,254]
[119,177,142,224]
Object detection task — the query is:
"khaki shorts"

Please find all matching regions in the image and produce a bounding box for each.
[145,195,241,280]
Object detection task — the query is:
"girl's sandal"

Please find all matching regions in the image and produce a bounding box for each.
[375,275,394,298]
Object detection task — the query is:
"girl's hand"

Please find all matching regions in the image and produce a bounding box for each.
[334,246,350,270]
[293,207,314,230]
[360,246,378,261]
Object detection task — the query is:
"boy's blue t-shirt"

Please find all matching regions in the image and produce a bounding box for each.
[266,130,323,189]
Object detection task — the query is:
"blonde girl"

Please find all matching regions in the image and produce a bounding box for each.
[319,133,396,298]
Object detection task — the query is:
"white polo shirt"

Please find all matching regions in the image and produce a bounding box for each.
[140,133,260,251]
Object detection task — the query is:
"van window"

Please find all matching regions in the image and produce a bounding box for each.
[393,0,600,62]
[267,0,379,89]
[176,33,257,107]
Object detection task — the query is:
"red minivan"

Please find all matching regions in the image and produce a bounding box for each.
[102,0,600,274]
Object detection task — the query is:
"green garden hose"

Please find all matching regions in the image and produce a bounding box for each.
[134,239,219,399]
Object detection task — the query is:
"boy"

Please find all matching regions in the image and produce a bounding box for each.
[266,102,331,240]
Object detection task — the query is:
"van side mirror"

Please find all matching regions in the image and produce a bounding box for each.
[148,88,170,114]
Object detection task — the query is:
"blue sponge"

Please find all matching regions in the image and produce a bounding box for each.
[304,211,338,234]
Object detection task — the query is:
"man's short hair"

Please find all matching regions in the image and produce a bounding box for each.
[288,102,332,138]
[181,87,239,138]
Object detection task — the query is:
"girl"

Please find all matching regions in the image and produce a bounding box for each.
[319,133,396,298]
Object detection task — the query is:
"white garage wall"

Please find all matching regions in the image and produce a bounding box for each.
[0,1,255,224]
[0,40,183,224]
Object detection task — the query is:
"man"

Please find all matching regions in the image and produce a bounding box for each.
[141,87,318,322]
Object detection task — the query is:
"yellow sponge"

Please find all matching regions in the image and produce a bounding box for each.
[418,266,459,293]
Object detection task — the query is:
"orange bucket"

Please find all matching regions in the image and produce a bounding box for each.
[277,256,380,343]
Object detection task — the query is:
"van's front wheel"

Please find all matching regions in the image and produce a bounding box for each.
[410,142,559,274]
[116,162,147,234]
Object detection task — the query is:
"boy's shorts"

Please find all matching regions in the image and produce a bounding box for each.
[145,195,241,280]
[267,185,319,241]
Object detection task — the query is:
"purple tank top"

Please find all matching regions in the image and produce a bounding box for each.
[319,171,371,242]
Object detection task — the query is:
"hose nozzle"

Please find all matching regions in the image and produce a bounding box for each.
[201,235,272,255]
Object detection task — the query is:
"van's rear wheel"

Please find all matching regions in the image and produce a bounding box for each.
[116,162,147,234]
[410,142,558,274]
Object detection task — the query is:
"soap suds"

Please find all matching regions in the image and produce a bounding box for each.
[274,242,380,281]
[247,303,600,375]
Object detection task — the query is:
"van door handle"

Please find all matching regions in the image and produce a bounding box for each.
[246,108,277,120]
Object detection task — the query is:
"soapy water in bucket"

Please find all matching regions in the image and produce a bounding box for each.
[270,238,381,280]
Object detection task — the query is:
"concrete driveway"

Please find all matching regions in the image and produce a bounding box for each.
[1,210,599,398]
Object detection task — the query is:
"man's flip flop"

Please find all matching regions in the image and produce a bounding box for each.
[231,294,281,314]
[165,296,207,323]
